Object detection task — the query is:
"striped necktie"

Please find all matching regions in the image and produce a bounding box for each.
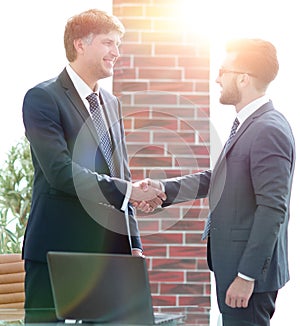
[86,93,118,176]
[224,117,240,152]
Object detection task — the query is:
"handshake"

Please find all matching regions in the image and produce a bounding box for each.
[129,179,166,213]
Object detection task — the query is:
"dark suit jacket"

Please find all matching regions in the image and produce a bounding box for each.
[22,69,142,262]
[162,101,295,294]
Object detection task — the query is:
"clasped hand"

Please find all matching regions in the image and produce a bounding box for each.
[130,178,166,213]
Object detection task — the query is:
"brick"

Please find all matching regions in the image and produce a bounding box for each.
[195,81,210,92]
[149,81,194,92]
[114,55,131,68]
[169,246,206,258]
[121,43,152,55]
[143,246,167,257]
[123,117,133,130]
[179,119,210,132]
[155,44,197,56]
[137,219,159,232]
[153,131,195,144]
[127,144,165,156]
[121,6,144,16]
[185,68,210,80]
[120,18,152,30]
[187,271,211,283]
[113,68,136,79]
[148,270,184,283]
[145,5,177,17]
[134,56,176,67]
[129,169,145,180]
[179,295,210,307]
[142,233,183,245]
[114,0,151,4]
[167,144,209,156]
[174,157,210,169]
[161,283,205,295]
[142,31,182,43]
[134,118,178,130]
[151,295,176,306]
[130,156,172,167]
[144,169,191,179]
[150,282,159,294]
[125,130,150,142]
[162,220,205,231]
[134,93,178,105]
[122,106,150,118]
[178,56,210,68]
[180,94,209,106]
[114,81,148,93]
[152,258,196,270]
[122,31,140,43]
[197,106,210,117]
[181,207,209,219]
[139,68,182,80]
[151,107,196,119]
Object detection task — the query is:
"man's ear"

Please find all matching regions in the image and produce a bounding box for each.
[73,38,85,55]
[239,73,251,87]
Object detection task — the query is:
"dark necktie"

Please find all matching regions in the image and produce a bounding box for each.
[202,117,240,240]
[86,93,118,177]
[223,117,240,153]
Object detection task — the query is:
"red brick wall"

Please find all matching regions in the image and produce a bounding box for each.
[113,1,211,324]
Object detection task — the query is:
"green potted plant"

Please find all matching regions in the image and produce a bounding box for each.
[0,137,33,254]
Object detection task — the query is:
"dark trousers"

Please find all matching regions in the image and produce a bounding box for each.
[219,290,278,326]
[24,259,61,323]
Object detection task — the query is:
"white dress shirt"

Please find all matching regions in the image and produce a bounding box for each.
[65,65,131,212]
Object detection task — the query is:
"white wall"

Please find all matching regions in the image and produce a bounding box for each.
[0,0,112,163]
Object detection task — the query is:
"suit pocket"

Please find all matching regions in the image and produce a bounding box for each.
[231,228,250,242]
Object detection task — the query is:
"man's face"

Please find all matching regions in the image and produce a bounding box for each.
[216,53,242,106]
[82,31,121,80]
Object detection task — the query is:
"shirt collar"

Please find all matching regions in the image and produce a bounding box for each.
[66,65,100,109]
[237,95,270,126]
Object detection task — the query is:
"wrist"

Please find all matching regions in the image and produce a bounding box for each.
[238,272,255,282]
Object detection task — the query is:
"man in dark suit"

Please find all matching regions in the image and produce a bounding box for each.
[140,39,295,325]
[22,9,164,323]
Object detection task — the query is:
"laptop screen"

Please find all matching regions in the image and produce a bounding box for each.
[47,252,156,324]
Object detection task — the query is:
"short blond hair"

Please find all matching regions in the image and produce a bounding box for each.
[64,9,125,62]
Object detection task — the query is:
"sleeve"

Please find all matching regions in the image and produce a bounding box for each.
[238,120,294,279]
[22,86,129,210]
[162,170,212,207]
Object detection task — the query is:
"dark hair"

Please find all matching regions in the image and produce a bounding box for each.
[226,38,279,85]
[64,9,125,62]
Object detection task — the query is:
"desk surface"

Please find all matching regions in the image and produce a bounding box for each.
[0,308,189,325]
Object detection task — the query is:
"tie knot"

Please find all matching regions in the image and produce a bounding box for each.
[232,117,240,131]
[86,93,98,106]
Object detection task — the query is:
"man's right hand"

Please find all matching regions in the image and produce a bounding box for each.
[130,178,166,213]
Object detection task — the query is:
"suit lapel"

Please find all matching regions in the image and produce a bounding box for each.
[58,69,107,152]
[212,101,275,176]
[58,69,123,177]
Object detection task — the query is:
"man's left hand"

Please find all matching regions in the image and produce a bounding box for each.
[225,276,254,308]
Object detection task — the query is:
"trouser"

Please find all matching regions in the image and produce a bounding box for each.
[24,259,61,323]
[218,289,278,326]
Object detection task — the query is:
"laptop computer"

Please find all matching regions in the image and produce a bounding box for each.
[47,252,184,325]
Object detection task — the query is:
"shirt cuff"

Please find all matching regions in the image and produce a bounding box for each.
[159,181,165,192]
[121,181,132,212]
[238,272,255,282]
